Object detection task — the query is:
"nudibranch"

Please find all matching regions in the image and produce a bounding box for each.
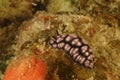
[49,34,94,68]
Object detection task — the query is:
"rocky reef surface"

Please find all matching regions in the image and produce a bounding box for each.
[0,0,120,80]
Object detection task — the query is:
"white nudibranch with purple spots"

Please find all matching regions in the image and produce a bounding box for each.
[49,34,94,68]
